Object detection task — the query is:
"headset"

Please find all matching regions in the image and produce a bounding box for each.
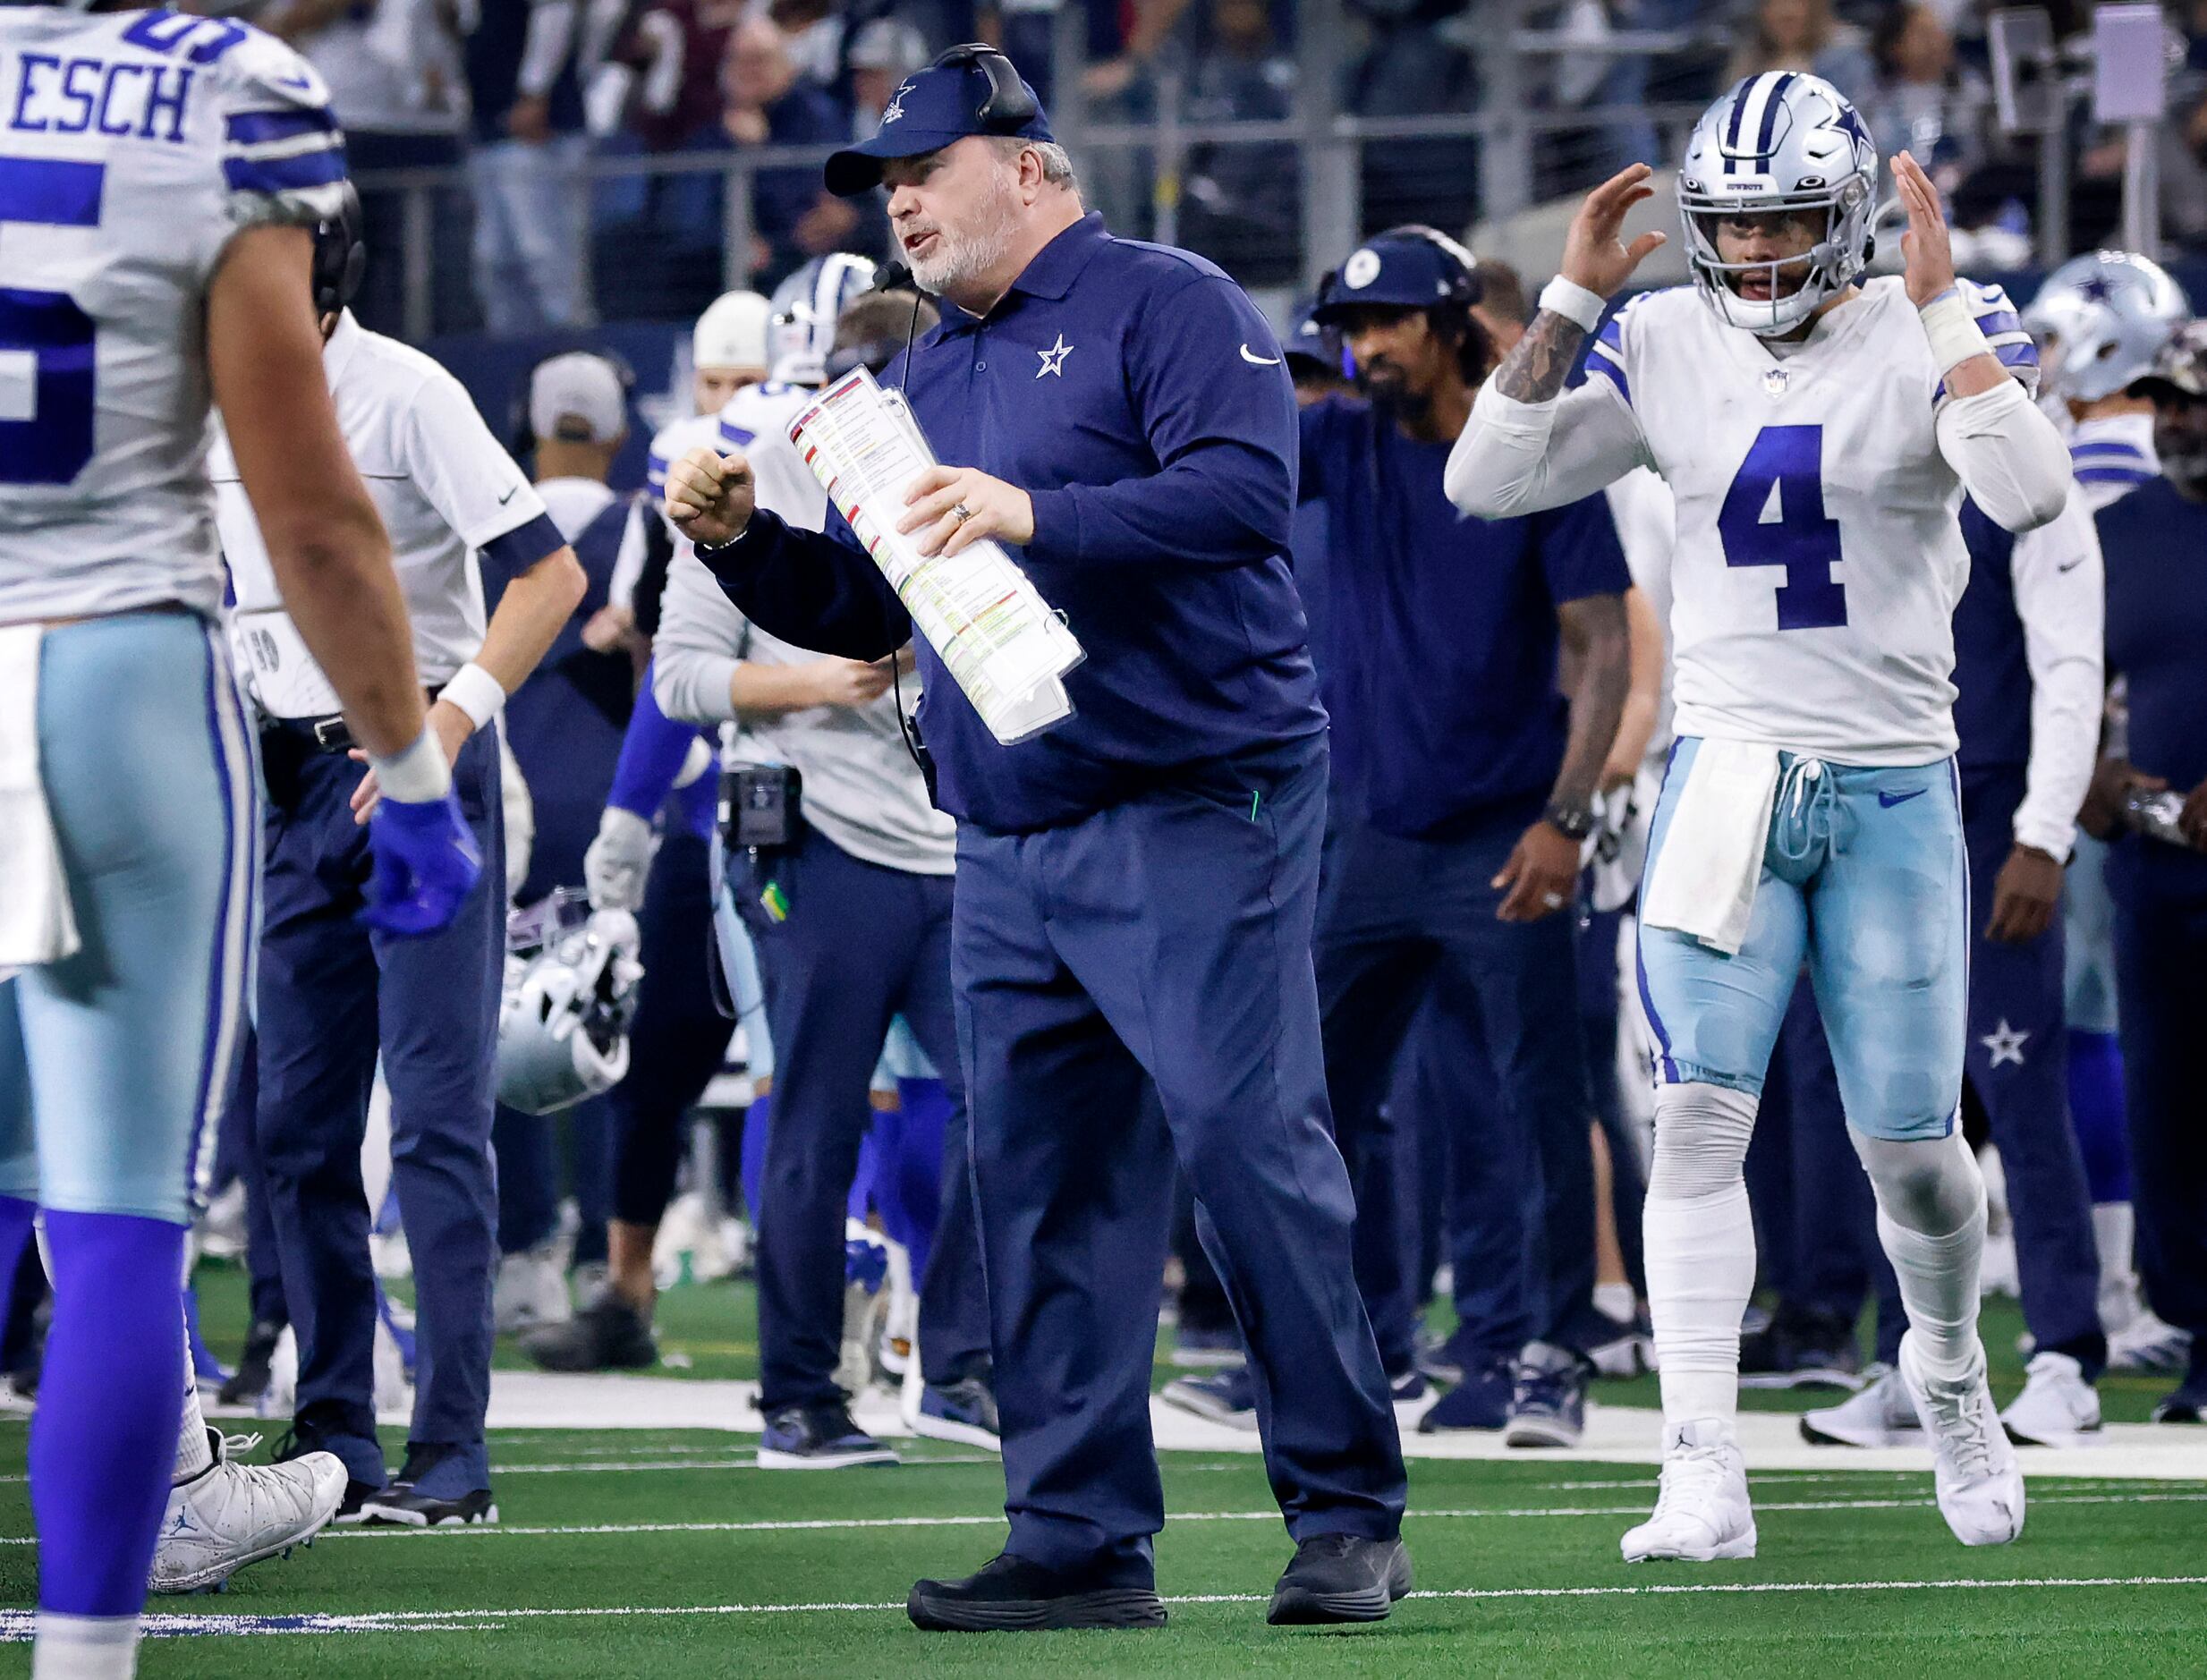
[930,42,1040,132]
[311,181,368,319]
[1319,225,1490,386]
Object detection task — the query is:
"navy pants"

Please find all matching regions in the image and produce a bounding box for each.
[954,743,1405,1575]
[1790,768,2104,1371]
[1317,807,1600,1368]
[609,833,734,1228]
[2110,842,2207,1337]
[740,827,984,1411]
[254,724,505,1489]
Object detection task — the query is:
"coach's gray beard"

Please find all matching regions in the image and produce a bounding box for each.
[908,178,1021,300]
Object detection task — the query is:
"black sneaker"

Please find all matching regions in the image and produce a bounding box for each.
[1419,1353,1515,1433]
[2152,1352,2207,1423]
[1159,1363,1256,1429]
[1740,1306,1864,1391]
[275,1405,383,1526]
[1268,1533,1413,1625]
[522,1296,658,1373]
[218,1319,285,1406]
[359,1444,497,1528]
[908,1552,1166,1632]
[757,1402,897,1469]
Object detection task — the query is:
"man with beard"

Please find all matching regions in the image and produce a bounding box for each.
[666,44,1409,1633]
[1287,228,1630,1445]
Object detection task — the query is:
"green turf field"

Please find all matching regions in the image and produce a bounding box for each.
[1,1265,2202,1676]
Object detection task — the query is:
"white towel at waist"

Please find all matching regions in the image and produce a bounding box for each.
[1639,738,1780,957]
[0,624,81,978]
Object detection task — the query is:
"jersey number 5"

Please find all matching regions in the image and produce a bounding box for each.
[1717,424,1847,632]
[0,156,106,487]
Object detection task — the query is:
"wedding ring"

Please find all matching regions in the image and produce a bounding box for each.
[950,502,973,525]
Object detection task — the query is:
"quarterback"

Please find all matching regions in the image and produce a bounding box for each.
[1447,72,2070,1562]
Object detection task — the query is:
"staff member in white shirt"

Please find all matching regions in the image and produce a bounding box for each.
[211,188,585,1526]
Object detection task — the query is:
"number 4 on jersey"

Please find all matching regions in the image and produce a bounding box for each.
[1718,424,1847,632]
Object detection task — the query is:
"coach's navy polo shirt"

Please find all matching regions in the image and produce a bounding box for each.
[704,212,1324,834]
[2098,476,2207,889]
[1299,395,1629,839]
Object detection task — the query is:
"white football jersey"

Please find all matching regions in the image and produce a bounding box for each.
[1586,276,2036,765]
[0,11,344,623]
[2065,411,2157,513]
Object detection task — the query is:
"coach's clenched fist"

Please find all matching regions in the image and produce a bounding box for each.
[666,446,755,547]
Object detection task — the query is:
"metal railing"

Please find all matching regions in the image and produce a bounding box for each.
[347,0,2063,340]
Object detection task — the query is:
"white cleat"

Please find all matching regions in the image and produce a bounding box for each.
[2108,1310,2192,1374]
[1999,1351,2102,1447]
[1620,1417,1757,1563]
[1799,1362,1921,1447]
[150,1430,346,1594]
[1898,1331,2025,1547]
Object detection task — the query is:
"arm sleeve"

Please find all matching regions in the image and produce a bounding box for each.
[1445,378,1652,518]
[694,505,911,661]
[2008,495,2106,860]
[606,666,709,821]
[1534,490,1634,607]
[1934,378,2073,534]
[651,548,750,726]
[1023,273,1297,568]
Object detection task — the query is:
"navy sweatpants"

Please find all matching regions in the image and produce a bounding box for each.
[739,827,983,1412]
[1317,807,1600,1368]
[253,723,505,1489]
[954,742,1405,1575]
[2110,842,2207,1337]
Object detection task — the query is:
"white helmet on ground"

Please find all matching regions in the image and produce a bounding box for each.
[1678,72,1879,337]
[769,253,879,386]
[693,290,773,374]
[497,894,644,1116]
[2022,251,2191,403]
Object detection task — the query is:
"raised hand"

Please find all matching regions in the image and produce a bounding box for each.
[1894,151,1956,307]
[1560,163,1669,300]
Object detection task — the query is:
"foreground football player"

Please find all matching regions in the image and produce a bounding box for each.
[1447,72,2070,1561]
[0,6,476,1673]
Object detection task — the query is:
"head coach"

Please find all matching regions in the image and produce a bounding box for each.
[666,44,1409,1635]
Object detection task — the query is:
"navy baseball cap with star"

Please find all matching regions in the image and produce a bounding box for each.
[826,47,1054,199]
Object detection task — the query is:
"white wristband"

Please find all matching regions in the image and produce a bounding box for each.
[440,660,506,731]
[1538,275,1609,334]
[1918,288,1991,377]
[368,728,452,803]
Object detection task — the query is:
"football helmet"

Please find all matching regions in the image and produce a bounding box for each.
[769,253,879,386]
[1678,72,1879,336]
[2022,251,2190,403]
[497,892,644,1116]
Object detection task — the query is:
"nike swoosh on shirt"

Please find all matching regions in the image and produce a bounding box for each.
[1240,345,1281,366]
[497,487,518,505]
[1877,788,1929,809]
[2057,556,2084,573]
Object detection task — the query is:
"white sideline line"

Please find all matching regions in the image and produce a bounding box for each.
[4,1574,2204,1640]
[0,1489,2180,1548]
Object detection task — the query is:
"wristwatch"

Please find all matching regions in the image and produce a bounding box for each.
[1543,797,1595,842]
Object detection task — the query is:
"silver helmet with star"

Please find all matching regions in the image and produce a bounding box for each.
[1678,72,1879,337]
[2022,251,2191,404]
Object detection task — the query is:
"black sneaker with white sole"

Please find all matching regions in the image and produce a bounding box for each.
[908,1552,1167,1631]
[1267,1533,1413,1625]
[758,1402,898,1469]
[359,1444,497,1527]
[522,1296,658,1373]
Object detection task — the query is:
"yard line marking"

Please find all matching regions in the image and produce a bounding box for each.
[5,1574,2204,1640]
[4,1490,2172,1548]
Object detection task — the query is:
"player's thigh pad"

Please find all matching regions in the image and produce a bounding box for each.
[1805,760,1968,1141]
[1634,738,1809,1098]
[11,614,254,1223]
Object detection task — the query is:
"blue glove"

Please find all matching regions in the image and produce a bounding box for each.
[364,791,482,936]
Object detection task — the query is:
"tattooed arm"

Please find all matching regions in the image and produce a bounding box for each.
[1447,164,1666,517]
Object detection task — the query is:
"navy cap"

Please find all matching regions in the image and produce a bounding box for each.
[1282,296,1343,373]
[1311,227,1481,323]
[826,48,1053,199]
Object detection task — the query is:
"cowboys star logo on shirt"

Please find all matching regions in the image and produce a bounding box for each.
[1037,335,1074,378]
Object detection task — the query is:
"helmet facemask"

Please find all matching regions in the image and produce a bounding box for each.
[1680,177,1873,337]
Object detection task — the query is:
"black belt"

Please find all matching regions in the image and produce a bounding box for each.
[262,686,445,756]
